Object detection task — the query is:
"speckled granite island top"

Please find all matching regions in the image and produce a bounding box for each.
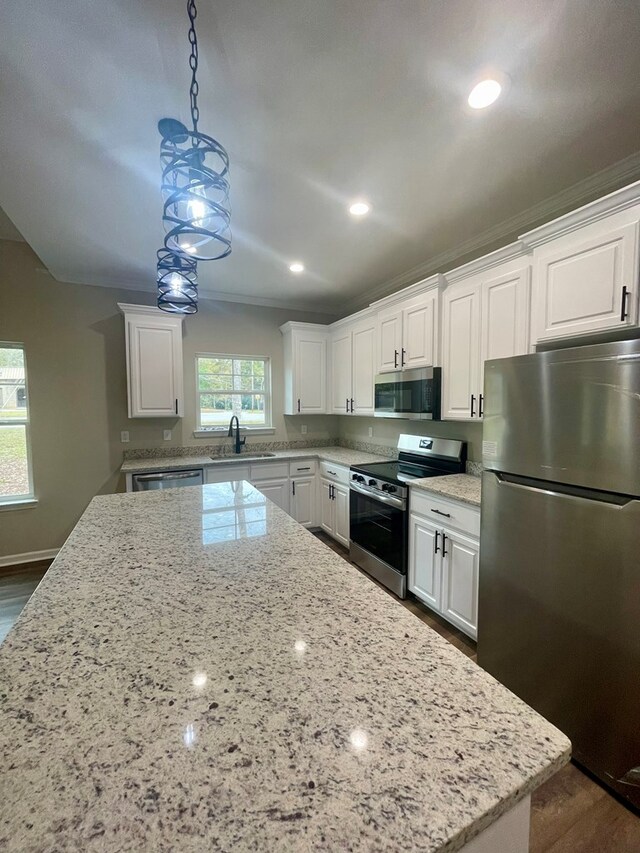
[120,445,388,474]
[411,473,482,507]
[0,483,568,852]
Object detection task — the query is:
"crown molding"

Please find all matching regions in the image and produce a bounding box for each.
[279,321,331,334]
[520,178,640,249]
[444,241,528,284]
[340,151,640,315]
[117,301,184,321]
[371,273,446,310]
[328,304,375,331]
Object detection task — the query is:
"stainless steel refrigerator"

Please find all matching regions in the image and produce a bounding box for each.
[478,338,640,809]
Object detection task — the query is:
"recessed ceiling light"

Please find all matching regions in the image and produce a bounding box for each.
[289,262,304,273]
[349,201,370,217]
[467,78,502,109]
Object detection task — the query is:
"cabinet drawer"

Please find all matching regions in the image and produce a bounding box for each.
[249,460,290,481]
[319,461,349,485]
[289,459,317,477]
[410,490,480,538]
[205,464,251,484]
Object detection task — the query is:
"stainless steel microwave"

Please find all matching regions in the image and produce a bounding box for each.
[374,367,441,420]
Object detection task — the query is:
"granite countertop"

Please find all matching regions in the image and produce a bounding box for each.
[120,445,388,475]
[0,482,569,851]
[411,473,482,507]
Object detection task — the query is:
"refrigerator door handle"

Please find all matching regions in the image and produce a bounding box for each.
[494,472,633,507]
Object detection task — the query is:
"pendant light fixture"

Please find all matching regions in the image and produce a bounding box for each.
[156,0,232,315]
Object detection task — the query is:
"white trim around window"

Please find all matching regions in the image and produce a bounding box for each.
[0,342,36,507]
[194,353,273,433]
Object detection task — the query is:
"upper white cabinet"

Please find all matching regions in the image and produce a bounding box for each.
[280,323,329,415]
[374,276,443,373]
[329,311,376,416]
[119,304,184,418]
[442,248,530,420]
[523,191,640,344]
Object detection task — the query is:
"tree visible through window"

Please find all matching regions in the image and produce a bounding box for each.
[196,355,271,429]
[0,344,34,502]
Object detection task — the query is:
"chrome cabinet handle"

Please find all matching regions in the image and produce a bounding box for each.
[431,508,451,518]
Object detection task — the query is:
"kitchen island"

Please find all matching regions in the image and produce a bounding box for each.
[0,482,569,852]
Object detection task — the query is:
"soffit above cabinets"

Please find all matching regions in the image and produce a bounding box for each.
[1,1,640,312]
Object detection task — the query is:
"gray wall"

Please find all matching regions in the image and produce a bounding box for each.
[0,240,336,558]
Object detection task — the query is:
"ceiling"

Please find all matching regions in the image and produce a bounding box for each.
[1,1,640,314]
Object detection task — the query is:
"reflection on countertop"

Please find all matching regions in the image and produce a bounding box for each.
[411,473,482,507]
[0,481,567,852]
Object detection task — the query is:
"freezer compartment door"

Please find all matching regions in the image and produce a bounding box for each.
[482,338,640,495]
[478,471,640,808]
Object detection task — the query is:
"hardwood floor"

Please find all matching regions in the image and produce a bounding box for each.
[0,561,50,645]
[2,546,639,850]
[313,531,640,853]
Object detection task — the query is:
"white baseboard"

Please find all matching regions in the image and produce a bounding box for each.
[0,548,59,568]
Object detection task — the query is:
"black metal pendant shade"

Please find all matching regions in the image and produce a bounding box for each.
[160,119,231,262]
[156,0,231,315]
[156,249,198,314]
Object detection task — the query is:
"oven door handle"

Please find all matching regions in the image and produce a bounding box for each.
[349,481,406,509]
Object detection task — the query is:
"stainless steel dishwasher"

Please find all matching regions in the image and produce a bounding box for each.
[131,469,204,491]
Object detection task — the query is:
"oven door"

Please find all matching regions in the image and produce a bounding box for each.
[374,367,441,420]
[349,484,407,575]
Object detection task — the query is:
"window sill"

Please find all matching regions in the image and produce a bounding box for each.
[0,498,38,512]
[193,427,276,439]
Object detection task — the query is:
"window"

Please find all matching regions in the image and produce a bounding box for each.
[196,355,271,429]
[0,344,34,503]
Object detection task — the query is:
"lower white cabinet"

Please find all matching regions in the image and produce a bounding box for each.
[319,478,349,547]
[253,479,289,514]
[409,492,480,639]
[206,465,251,484]
[290,477,315,527]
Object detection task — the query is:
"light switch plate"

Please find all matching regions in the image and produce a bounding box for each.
[120,431,130,443]
[301,424,308,435]
[163,429,172,441]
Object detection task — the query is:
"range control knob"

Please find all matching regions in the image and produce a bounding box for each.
[381,483,397,493]
[353,474,364,483]
[368,479,377,487]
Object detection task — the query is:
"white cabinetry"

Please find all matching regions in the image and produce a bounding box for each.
[318,462,350,546]
[409,489,480,639]
[442,248,530,421]
[280,323,329,414]
[249,461,290,513]
[329,312,376,416]
[289,459,317,527]
[118,303,184,418]
[205,464,250,484]
[374,277,442,373]
[523,198,640,344]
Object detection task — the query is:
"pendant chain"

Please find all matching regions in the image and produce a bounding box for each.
[187,0,199,134]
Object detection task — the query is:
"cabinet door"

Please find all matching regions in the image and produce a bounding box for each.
[402,292,437,369]
[333,484,350,548]
[480,266,530,415]
[441,281,481,420]
[408,514,442,611]
[330,329,353,414]
[319,479,334,535]
[376,309,403,373]
[127,316,183,417]
[291,477,315,527]
[351,321,376,415]
[532,221,639,342]
[295,334,327,413]
[441,528,479,639]
[206,465,251,484]
[253,478,289,514]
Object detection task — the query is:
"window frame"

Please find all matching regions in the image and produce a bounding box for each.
[194,353,273,433]
[0,342,35,506]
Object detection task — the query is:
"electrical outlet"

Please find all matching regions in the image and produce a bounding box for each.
[368,427,373,437]
[301,424,308,435]
[163,429,172,441]
[120,430,130,443]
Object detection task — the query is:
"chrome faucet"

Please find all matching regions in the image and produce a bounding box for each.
[227,415,246,454]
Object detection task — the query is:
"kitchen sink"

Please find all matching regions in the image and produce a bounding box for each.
[212,452,277,461]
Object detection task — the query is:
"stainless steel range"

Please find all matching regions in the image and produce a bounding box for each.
[349,435,467,598]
